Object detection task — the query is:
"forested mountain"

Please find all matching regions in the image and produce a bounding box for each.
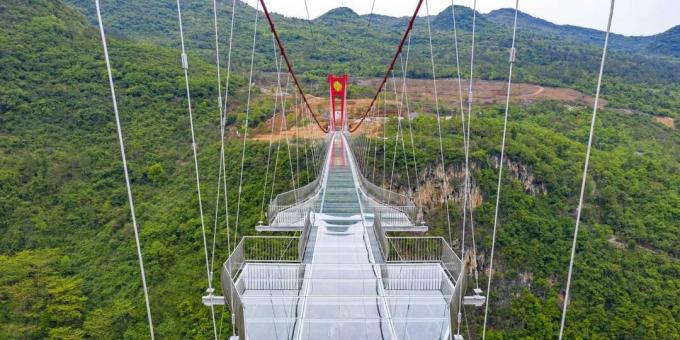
[1,0,679,338]
[64,0,680,117]
[488,8,680,58]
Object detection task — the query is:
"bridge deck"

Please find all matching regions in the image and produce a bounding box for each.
[236,133,453,339]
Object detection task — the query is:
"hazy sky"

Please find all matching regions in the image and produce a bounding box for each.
[242,0,680,36]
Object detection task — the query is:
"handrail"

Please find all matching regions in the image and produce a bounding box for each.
[373,213,465,337]
[344,132,418,224]
[220,235,304,339]
[297,210,313,261]
[267,134,332,225]
[371,211,389,260]
[270,176,321,207]
[449,254,468,335]
[221,238,247,338]
[385,236,464,281]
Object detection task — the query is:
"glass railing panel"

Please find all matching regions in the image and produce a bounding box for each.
[299,319,395,340]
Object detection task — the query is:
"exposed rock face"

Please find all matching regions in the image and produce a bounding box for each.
[413,162,482,213]
[490,156,547,195]
[395,157,546,214]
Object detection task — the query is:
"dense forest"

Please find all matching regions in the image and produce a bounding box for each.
[1,0,679,338]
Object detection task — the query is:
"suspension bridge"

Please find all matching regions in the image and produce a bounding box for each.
[94,0,616,338]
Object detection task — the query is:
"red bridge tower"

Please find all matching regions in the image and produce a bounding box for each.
[327,74,348,131]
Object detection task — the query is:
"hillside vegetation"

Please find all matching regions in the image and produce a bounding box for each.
[1,0,309,337]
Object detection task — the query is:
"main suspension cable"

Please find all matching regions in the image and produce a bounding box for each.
[95,2,155,338]
[559,1,615,338]
[482,1,520,338]
[349,0,425,132]
[259,0,329,133]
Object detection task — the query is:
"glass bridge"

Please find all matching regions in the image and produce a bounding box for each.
[211,132,472,340]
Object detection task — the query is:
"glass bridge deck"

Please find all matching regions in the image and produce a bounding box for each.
[236,134,455,339]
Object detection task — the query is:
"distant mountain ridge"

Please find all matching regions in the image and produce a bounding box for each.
[487,7,680,57]
[318,5,680,58]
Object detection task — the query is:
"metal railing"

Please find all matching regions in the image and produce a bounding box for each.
[371,213,468,336]
[359,190,417,227]
[371,214,464,281]
[242,236,300,262]
[343,132,418,225]
[372,212,389,261]
[386,237,464,281]
[220,235,306,338]
[267,134,332,226]
[269,197,321,226]
[381,264,454,292]
[221,237,248,338]
[297,210,313,261]
[357,170,413,208]
[238,263,305,291]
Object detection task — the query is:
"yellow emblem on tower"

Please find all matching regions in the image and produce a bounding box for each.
[333,80,343,93]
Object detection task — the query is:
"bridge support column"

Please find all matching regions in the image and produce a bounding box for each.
[328,74,348,131]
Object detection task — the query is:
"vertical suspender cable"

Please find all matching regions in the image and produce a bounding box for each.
[465,0,480,290]
[234,0,260,248]
[221,0,237,258]
[449,1,468,265]
[208,1,235,336]
[295,96,301,190]
[281,79,299,200]
[260,48,285,217]
[217,3,237,337]
[303,0,314,36]
[559,1,615,339]
[174,1,217,338]
[210,0,228,260]
[95,2,155,338]
[372,92,381,182]
[398,36,420,204]
[269,75,293,204]
[382,90,388,184]
[388,71,410,195]
[300,92,311,182]
[209,0,227,288]
[387,72,400,192]
[211,0,223,111]
[425,0,454,245]
[300,0,313,183]
[364,102,375,178]
[482,1,519,338]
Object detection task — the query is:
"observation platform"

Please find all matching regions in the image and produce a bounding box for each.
[216,132,471,340]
